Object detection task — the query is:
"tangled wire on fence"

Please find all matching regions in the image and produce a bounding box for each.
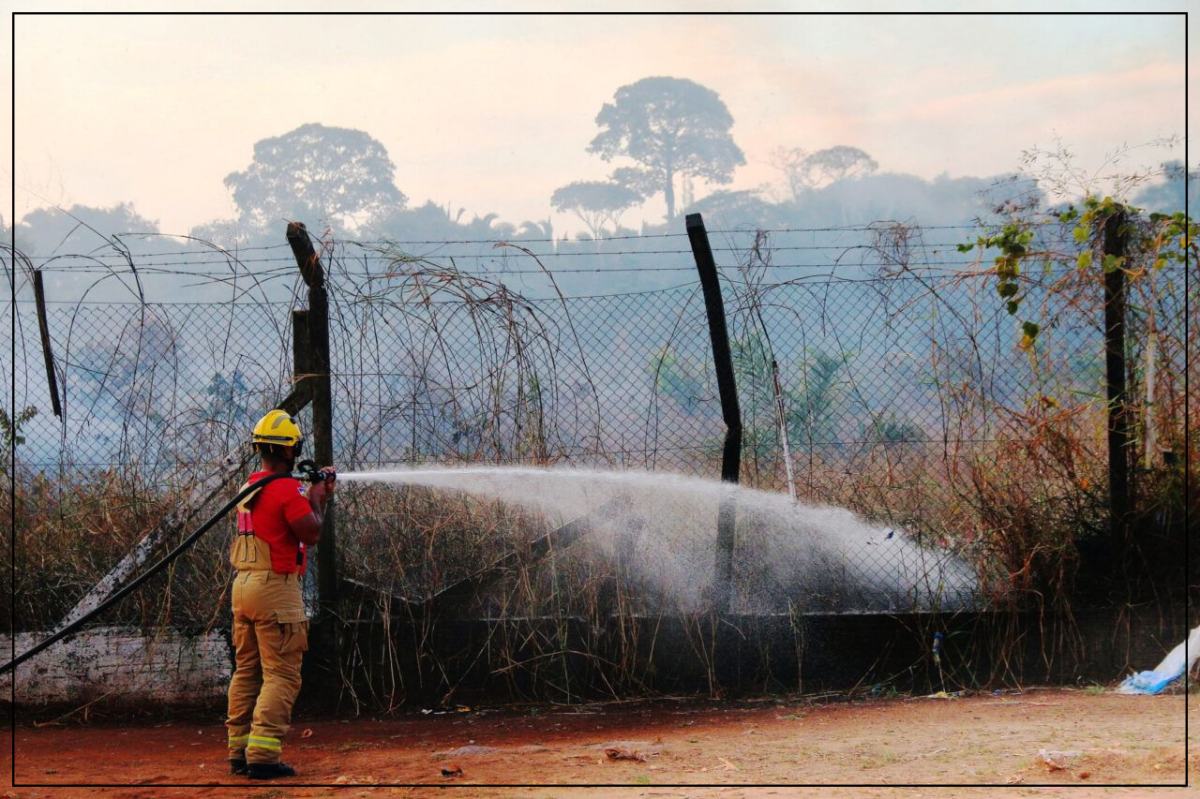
[2,210,1192,703]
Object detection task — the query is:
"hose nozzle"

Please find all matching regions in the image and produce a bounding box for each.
[296,459,336,484]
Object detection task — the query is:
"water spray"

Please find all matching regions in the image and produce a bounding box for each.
[337,465,979,615]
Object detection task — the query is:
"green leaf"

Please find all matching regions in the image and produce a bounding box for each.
[1076,251,1093,269]
[1021,321,1040,339]
[1006,300,1020,315]
[1102,254,1124,273]
[1073,225,1089,244]
[997,282,1018,298]
[956,242,975,253]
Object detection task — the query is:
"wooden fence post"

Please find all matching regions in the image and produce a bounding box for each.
[286,223,340,642]
[686,213,742,614]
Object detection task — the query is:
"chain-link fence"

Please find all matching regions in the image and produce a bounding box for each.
[4,221,1193,640]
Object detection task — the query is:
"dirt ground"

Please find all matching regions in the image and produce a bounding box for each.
[1,688,1193,798]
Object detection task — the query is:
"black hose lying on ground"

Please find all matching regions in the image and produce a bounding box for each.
[1,471,295,676]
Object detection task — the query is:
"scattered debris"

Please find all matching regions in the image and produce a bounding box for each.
[300,728,314,738]
[718,756,738,771]
[422,705,474,716]
[592,739,660,753]
[434,744,497,758]
[429,740,550,761]
[1038,749,1079,771]
[605,747,647,762]
[440,765,464,778]
[332,774,380,784]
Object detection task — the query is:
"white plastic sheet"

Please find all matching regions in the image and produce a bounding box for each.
[1117,625,1200,695]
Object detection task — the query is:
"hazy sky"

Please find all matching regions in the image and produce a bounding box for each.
[4,2,1193,239]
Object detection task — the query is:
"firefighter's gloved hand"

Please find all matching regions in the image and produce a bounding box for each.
[306,466,336,507]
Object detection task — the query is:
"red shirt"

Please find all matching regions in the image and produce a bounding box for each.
[244,470,314,574]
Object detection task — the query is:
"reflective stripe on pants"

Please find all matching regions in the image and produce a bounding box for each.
[225,571,308,765]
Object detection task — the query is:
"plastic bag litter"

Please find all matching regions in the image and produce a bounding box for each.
[1038,748,1079,770]
[1117,626,1200,695]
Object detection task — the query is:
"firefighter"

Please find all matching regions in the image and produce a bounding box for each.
[225,409,335,779]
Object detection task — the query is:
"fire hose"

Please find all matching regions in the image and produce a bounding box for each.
[1,461,333,676]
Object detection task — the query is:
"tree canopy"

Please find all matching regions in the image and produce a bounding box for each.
[223,123,406,233]
[588,77,745,220]
[15,203,159,255]
[550,180,642,238]
[772,146,879,201]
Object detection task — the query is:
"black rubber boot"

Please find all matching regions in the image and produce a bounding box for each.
[248,762,297,780]
[229,758,248,776]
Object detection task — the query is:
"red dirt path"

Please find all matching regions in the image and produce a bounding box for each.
[1,688,1194,798]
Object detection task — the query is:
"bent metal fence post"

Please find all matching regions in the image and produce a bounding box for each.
[1102,210,1132,560]
[32,269,62,418]
[686,212,743,615]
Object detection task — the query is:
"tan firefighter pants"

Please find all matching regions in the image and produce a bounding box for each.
[225,570,308,765]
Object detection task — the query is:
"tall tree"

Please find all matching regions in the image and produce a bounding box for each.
[588,77,745,220]
[223,123,406,233]
[15,203,158,255]
[550,180,642,238]
[772,145,878,201]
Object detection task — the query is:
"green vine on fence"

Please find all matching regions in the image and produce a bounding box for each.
[0,405,38,449]
[960,195,1196,350]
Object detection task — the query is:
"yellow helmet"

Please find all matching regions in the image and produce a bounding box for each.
[251,409,304,454]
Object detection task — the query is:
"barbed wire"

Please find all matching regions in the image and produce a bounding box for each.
[19,234,1084,266]
[24,261,1089,280]
[18,242,297,261]
[25,260,1183,302]
[15,221,1077,263]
